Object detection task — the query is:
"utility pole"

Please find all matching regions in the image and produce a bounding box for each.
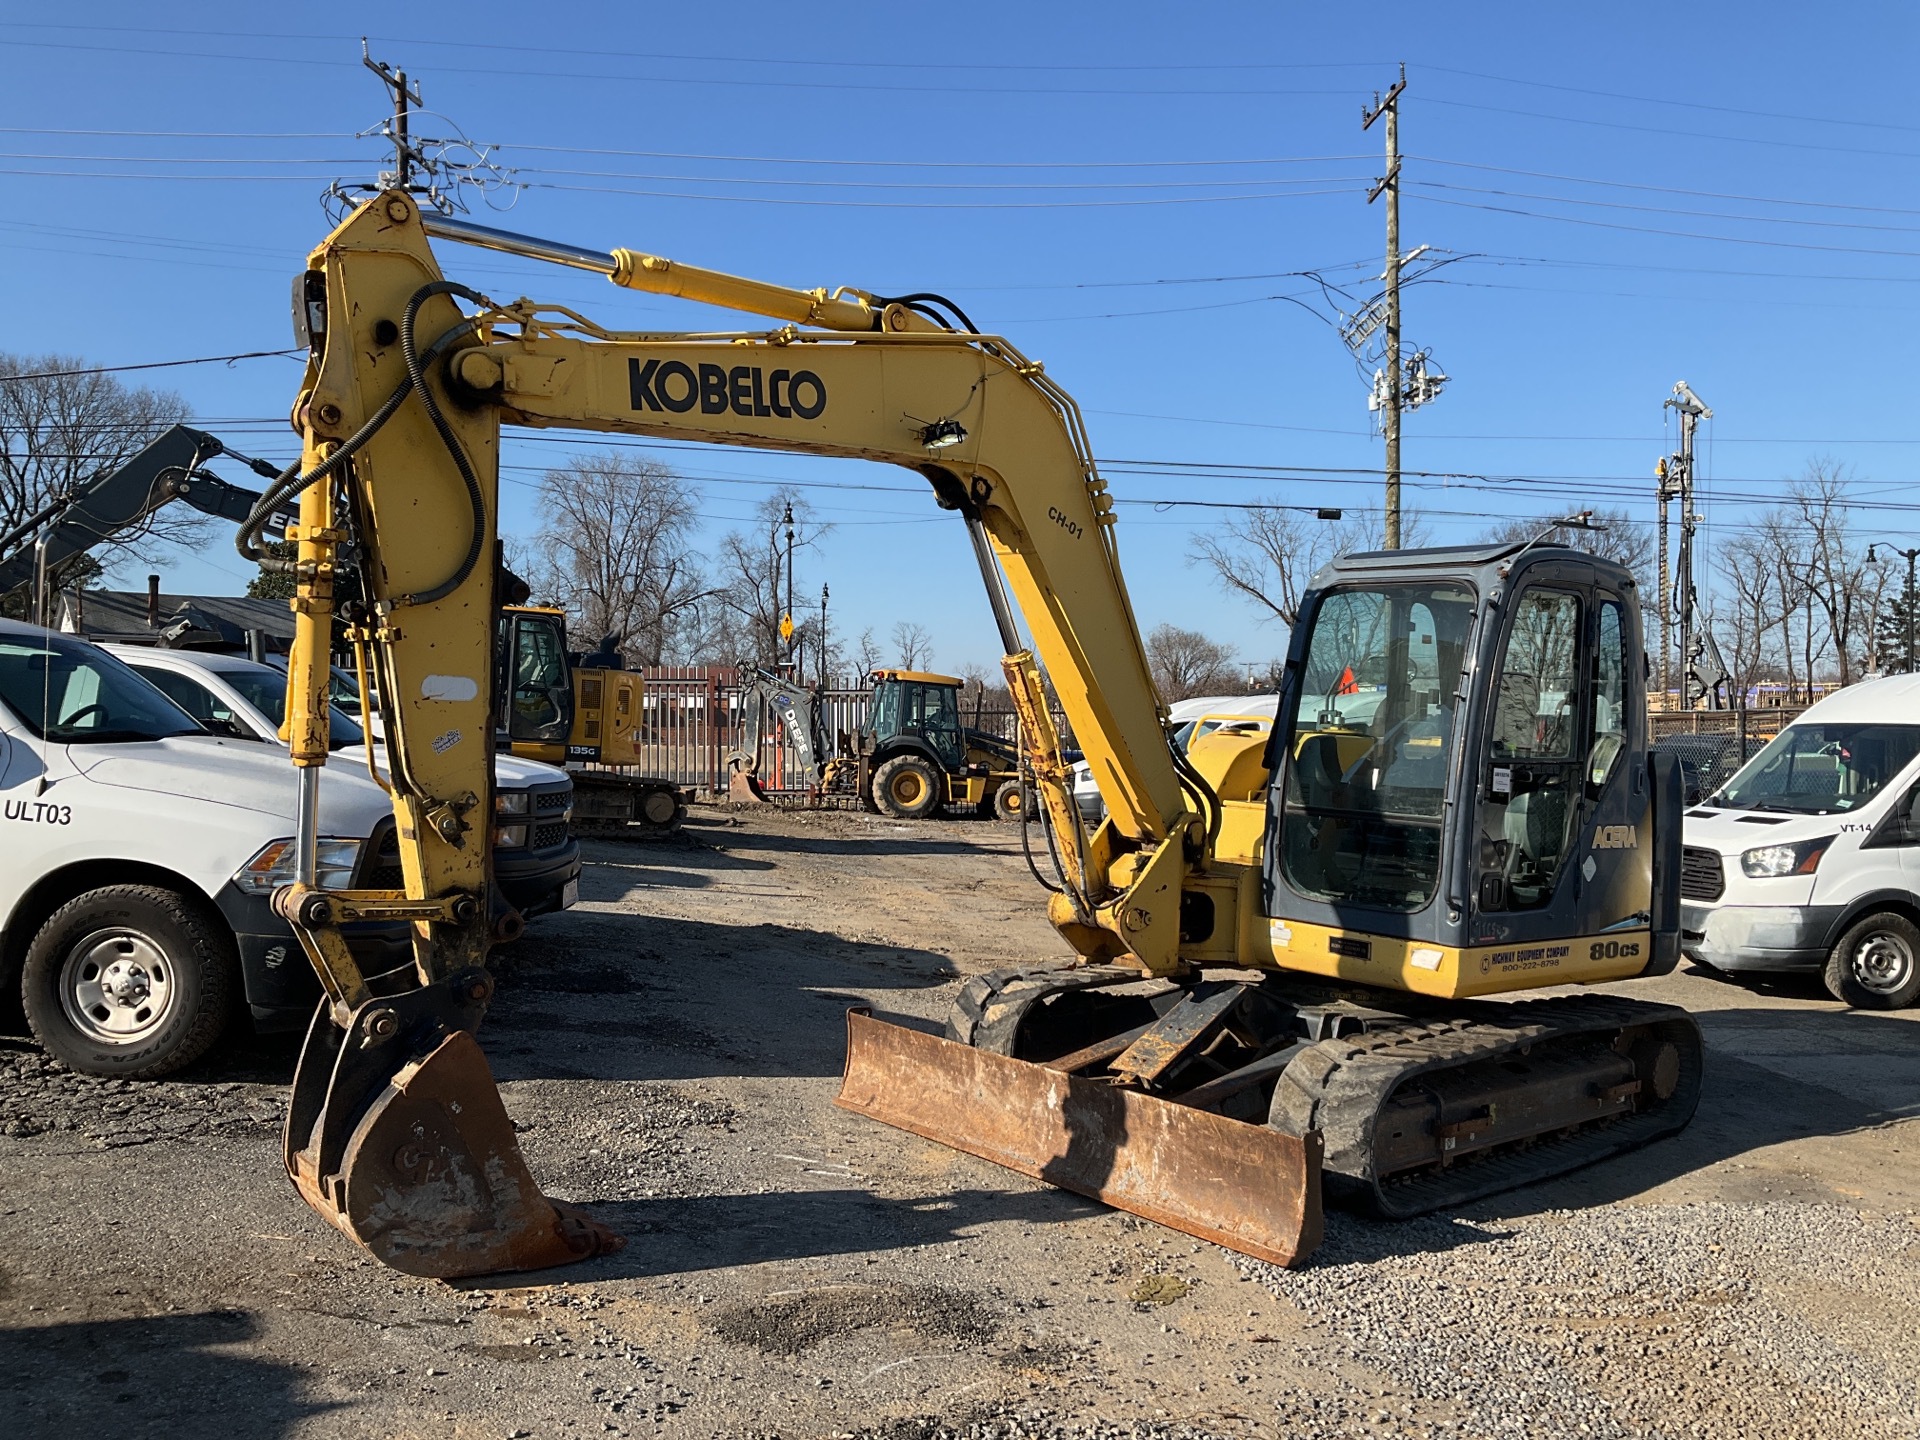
[361,43,423,193]
[1364,65,1406,550]
[781,501,796,672]
[1658,381,1711,708]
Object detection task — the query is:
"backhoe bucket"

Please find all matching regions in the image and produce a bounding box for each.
[835,1009,1323,1267]
[284,969,624,1279]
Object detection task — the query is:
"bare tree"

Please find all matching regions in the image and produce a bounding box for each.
[1714,532,1786,702]
[710,489,832,666]
[890,620,933,670]
[1189,502,1425,629]
[853,626,884,678]
[1146,623,1237,702]
[531,452,709,665]
[0,352,199,581]
[1480,508,1653,589]
[1790,462,1872,687]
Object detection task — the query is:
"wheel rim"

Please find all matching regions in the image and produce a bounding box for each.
[58,928,176,1045]
[1002,790,1022,814]
[891,771,926,806]
[1849,929,1916,995]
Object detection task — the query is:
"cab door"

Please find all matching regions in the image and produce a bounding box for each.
[1470,580,1647,943]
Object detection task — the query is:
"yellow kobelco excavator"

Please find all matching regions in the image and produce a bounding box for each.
[249,191,1699,1278]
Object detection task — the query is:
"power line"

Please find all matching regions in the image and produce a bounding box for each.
[1410,180,1920,235]
[0,37,1367,99]
[1419,64,1917,135]
[1411,156,1920,218]
[1421,95,1920,161]
[0,350,304,382]
[1415,193,1920,259]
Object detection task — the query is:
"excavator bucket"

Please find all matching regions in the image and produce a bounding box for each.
[835,1009,1324,1267]
[283,969,624,1279]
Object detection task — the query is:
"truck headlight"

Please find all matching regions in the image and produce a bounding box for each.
[235,838,363,893]
[494,822,529,849]
[495,791,531,816]
[1740,836,1833,878]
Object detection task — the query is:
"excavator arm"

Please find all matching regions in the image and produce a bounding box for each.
[254,191,1266,1277]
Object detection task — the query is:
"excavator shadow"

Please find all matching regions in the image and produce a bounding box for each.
[684,826,1006,860]
[483,913,959,1083]
[0,1309,336,1439]
[469,1185,1106,1283]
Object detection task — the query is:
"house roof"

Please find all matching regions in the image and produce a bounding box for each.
[58,589,295,651]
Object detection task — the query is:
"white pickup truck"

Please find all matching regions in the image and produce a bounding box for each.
[0,618,411,1077]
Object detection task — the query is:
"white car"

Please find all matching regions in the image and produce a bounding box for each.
[0,620,401,1076]
[105,646,581,921]
[1680,674,1920,1008]
[1072,693,1283,824]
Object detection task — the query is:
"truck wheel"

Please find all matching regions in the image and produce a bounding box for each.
[1824,912,1920,1010]
[21,885,237,1078]
[991,783,1032,823]
[874,755,943,819]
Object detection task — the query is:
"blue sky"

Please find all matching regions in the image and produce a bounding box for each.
[1,2,1914,678]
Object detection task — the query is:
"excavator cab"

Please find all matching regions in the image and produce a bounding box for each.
[497,606,574,754]
[1265,543,1683,995]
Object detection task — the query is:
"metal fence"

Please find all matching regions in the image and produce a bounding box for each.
[591,669,1046,796]
[1647,705,1803,804]
[606,671,1802,804]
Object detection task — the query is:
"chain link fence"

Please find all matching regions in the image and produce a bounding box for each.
[585,669,1049,798]
[1647,706,1803,804]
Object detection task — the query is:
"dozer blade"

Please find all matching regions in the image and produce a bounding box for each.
[284,968,624,1279]
[835,1008,1323,1267]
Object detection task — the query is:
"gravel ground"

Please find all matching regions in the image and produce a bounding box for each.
[2,804,1917,1440]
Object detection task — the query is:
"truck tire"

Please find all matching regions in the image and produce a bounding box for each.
[1823,911,1920,1010]
[873,755,943,820]
[21,885,237,1078]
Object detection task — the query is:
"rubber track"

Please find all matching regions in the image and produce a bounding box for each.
[1269,993,1704,1218]
[946,963,1154,1052]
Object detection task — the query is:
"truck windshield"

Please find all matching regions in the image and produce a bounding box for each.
[221,669,365,747]
[1277,582,1475,912]
[1715,721,1920,814]
[0,633,202,743]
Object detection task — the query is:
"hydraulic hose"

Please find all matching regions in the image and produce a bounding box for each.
[236,281,488,608]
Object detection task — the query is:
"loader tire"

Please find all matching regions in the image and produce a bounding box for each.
[991,783,1032,823]
[22,885,236,1079]
[874,755,943,819]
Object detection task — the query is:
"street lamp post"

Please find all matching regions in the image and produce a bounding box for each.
[819,582,830,688]
[783,501,796,671]
[1868,544,1920,675]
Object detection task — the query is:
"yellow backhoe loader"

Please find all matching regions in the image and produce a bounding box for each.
[251,193,1699,1278]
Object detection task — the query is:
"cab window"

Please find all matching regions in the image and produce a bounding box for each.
[1478,590,1582,911]
[1278,583,1474,913]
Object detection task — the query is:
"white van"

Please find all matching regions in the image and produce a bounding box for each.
[0,619,403,1077]
[1680,674,1920,1008]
